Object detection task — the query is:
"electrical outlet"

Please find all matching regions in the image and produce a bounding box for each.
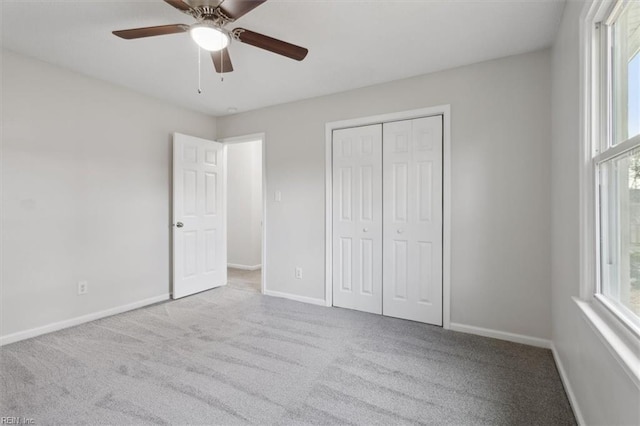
[295,267,303,279]
[77,281,88,295]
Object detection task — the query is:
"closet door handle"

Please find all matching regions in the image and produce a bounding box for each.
[397,229,403,234]
[363,228,369,233]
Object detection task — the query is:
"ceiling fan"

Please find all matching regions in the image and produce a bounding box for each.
[112,0,308,73]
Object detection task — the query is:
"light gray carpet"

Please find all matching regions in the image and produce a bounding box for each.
[1,274,575,425]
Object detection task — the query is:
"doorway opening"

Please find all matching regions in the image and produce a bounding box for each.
[223,134,266,294]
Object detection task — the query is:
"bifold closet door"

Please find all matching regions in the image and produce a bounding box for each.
[383,116,443,325]
[332,124,383,314]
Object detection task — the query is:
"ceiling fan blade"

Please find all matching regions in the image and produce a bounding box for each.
[233,28,308,61]
[219,0,267,20]
[211,49,234,73]
[113,24,189,40]
[164,0,193,13]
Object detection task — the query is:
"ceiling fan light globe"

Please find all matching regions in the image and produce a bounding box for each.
[190,24,229,52]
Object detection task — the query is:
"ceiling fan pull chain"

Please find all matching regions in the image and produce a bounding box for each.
[197,46,202,94]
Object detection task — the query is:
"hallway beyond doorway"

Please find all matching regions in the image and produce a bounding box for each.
[228,267,261,293]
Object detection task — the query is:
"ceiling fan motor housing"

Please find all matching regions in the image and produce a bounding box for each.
[190,5,234,26]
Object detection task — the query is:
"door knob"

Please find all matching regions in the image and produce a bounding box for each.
[397,229,403,234]
[363,228,369,232]
[176,222,184,228]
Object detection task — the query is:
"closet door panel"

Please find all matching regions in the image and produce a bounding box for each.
[332,124,383,314]
[383,116,443,325]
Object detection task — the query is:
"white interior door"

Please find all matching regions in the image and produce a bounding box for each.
[383,116,443,325]
[173,132,227,299]
[332,124,383,314]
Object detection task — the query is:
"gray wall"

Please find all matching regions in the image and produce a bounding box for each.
[551,2,640,424]
[227,140,262,268]
[1,50,217,337]
[217,49,552,340]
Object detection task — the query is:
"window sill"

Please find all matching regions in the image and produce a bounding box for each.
[573,297,640,388]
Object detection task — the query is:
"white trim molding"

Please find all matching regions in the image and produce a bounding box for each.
[551,343,586,426]
[578,0,605,301]
[227,263,262,271]
[0,294,170,346]
[574,297,640,387]
[219,132,267,295]
[449,322,552,349]
[324,105,452,328]
[263,290,326,307]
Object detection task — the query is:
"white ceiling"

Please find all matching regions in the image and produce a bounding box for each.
[1,0,565,116]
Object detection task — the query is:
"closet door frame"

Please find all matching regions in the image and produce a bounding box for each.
[324,105,452,329]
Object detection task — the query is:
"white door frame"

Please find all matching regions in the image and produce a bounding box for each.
[325,105,452,329]
[219,133,267,294]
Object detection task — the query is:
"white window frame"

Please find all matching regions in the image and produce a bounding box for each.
[579,0,640,387]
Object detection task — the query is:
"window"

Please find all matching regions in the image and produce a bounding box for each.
[594,0,640,333]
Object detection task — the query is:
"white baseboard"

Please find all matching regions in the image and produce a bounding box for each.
[263,290,326,306]
[0,294,170,346]
[227,263,262,271]
[551,343,585,426]
[449,322,552,349]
